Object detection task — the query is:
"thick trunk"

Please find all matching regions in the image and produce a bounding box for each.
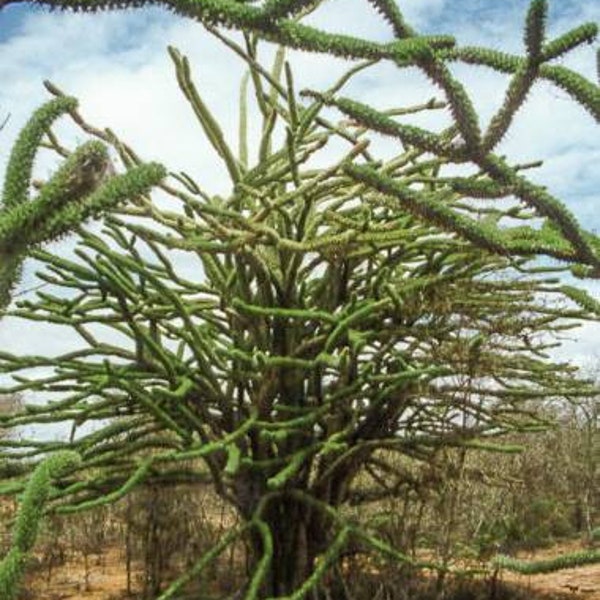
[260,500,323,596]
[232,454,353,596]
[270,516,310,595]
[243,495,332,597]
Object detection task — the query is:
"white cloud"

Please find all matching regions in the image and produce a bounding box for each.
[553,320,600,370]
[0,11,250,191]
[301,0,447,37]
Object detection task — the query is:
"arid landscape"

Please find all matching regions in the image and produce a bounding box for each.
[21,540,600,600]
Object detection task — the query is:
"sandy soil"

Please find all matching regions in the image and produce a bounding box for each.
[501,541,600,600]
[19,540,600,600]
[505,564,600,599]
[23,547,140,600]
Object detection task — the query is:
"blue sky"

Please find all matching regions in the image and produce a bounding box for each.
[0,0,599,373]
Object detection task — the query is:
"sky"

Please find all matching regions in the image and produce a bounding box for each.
[0,0,599,398]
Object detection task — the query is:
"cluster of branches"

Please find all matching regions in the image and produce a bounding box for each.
[0,0,598,597]
[0,96,166,310]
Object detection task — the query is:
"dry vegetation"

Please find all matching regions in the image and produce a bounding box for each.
[3,400,597,600]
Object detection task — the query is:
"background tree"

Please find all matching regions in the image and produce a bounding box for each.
[0,1,598,598]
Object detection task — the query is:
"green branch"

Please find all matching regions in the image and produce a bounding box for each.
[495,549,600,574]
[0,98,167,311]
[0,451,81,600]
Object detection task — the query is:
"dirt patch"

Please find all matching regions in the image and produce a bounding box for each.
[17,539,600,599]
[22,547,140,600]
[501,541,600,600]
[502,566,599,600]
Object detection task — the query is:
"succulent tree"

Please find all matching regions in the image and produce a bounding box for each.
[0,0,598,597]
[0,96,166,311]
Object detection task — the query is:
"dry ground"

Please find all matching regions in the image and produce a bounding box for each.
[501,541,600,600]
[23,547,138,600]
[18,540,600,600]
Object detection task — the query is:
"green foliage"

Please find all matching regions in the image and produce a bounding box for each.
[0,98,167,311]
[0,0,598,595]
[542,23,598,62]
[561,285,600,317]
[524,0,547,62]
[0,0,596,115]
[496,548,600,574]
[303,91,454,156]
[1,97,78,210]
[0,451,80,600]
